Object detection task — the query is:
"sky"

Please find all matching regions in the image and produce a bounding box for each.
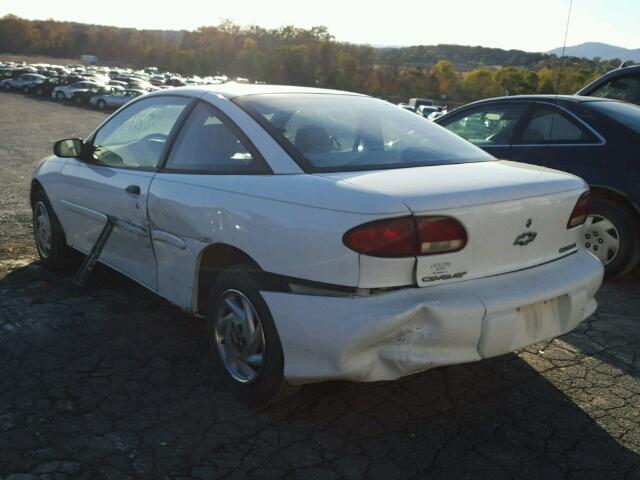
[0,0,638,52]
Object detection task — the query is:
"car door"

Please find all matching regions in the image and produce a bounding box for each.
[436,102,530,160]
[115,91,133,107]
[510,103,604,173]
[147,100,272,309]
[16,74,29,87]
[105,91,122,107]
[56,95,192,289]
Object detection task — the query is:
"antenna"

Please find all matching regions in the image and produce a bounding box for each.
[555,0,574,97]
[548,0,574,143]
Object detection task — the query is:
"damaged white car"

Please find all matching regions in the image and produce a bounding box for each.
[31,85,604,404]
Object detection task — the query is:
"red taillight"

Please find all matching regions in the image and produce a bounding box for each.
[343,216,467,258]
[567,191,591,228]
[343,217,416,257]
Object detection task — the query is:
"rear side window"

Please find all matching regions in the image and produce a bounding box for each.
[588,75,640,105]
[517,106,597,144]
[164,103,269,174]
[440,103,527,145]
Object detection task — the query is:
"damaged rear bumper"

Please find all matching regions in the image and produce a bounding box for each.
[262,250,603,384]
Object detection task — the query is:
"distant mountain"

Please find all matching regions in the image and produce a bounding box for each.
[548,42,640,62]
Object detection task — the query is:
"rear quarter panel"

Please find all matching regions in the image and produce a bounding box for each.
[147,173,410,310]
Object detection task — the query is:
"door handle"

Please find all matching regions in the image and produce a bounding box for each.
[125,184,141,196]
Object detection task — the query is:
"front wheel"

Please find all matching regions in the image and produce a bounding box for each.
[55,91,65,100]
[32,189,73,269]
[96,99,107,110]
[207,264,300,405]
[582,198,640,278]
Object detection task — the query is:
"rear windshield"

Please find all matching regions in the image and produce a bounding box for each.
[585,100,640,136]
[234,94,492,172]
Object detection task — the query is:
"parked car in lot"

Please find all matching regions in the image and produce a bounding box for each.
[51,80,105,100]
[89,88,145,109]
[31,85,603,404]
[71,85,123,105]
[577,64,640,105]
[31,75,89,97]
[417,105,440,118]
[30,76,66,97]
[0,73,46,92]
[435,95,640,278]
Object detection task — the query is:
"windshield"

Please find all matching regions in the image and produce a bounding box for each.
[585,100,640,137]
[234,94,493,172]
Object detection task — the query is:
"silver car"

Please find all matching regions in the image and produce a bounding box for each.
[89,89,145,109]
[0,73,46,92]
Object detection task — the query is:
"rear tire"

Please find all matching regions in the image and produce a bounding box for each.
[206,264,300,406]
[74,95,83,104]
[23,86,30,94]
[583,198,640,279]
[3,83,10,91]
[32,189,73,270]
[55,91,65,100]
[97,99,107,110]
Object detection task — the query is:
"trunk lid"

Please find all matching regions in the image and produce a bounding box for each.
[318,160,588,287]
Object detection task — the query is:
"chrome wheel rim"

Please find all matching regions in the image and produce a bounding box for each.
[214,289,265,383]
[583,214,619,265]
[34,201,52,259]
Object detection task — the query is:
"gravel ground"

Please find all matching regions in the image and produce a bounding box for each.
[0,92,639,480]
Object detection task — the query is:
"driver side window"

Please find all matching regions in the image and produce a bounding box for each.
[441,104,528,146]
[91,96,190,169]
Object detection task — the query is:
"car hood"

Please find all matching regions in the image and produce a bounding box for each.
[314,160,586,213]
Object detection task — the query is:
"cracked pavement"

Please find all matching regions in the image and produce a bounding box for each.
[1,93,639,479]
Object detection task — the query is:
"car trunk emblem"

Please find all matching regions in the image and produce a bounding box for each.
[513,231,537,246]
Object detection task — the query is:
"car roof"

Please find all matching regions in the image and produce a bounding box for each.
[146,83,363,99]
[434,95,622,123]
[459,94,612,105]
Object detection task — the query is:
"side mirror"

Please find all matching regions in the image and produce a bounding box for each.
[53,138,84,158]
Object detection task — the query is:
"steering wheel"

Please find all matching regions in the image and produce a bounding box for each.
[136,133,169,167]
[141,132,168,145]
[329,135,342,151]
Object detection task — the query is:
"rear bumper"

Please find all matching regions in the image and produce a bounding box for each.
[262,250,603,384]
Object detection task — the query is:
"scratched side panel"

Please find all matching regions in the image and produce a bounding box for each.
[146,173,411,309]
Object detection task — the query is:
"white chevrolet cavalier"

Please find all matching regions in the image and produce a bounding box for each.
[31,85,604,404]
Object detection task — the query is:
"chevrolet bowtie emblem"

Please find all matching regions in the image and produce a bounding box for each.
[513,231,537,246]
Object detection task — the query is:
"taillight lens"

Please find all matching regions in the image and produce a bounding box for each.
[343,216,467,258]
[342,217,416,257]
[567,191,591,228]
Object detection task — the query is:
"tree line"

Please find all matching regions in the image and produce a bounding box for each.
[0,14,624,104]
